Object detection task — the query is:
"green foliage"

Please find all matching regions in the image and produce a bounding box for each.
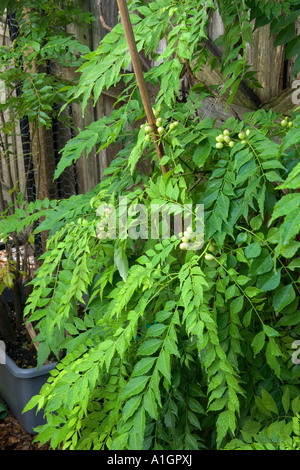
[224,413,300,450]
[0,401,7,419]
[0,0,93,129]
[20,105,300,450]
[0,0,93,327]
[1,0,299,451]
[246,0,300,75]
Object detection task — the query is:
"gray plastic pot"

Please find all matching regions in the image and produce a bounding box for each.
[0,352,56,434]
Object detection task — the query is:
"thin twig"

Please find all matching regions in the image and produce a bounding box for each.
[184,60,242,121]
[25,322,39,352]
[97,0,112,31]
[188,175,205,193]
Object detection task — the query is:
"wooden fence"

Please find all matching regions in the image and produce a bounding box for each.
[0,1,299,207]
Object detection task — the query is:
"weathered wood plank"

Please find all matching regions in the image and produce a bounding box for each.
[65,0,99,194]
[286,17,300,87]
[247,24,285,103]
[194,63,259,110]
[52,107,77,198]
[71,98,100,194]
[94,93,123,179]
[0,29,26,205]
[198,97,253,127]
[30,125,58,200]
[208,8,224,41]
[264,87,298,115]
[90,0,119,46]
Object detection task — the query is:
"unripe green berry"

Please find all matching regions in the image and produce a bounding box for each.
[241,140,246,144]
[223,129,230,136]
[216,134,224,143]
[205,253,214,261]
[216,142,224,149]
[157,126,165,135]
[145,134,151,142]
[156,118,162,127]
[179,242,188,250]
[228,141,235,148]
[224,135,231,144]
[145,125,152,134]
[281,120,288,127]
[169,123,175,131]
[246,129,251,136]
[181,236,189,244]
[207,243,217,253]
[288,121,293,128]
[238,132,245,140]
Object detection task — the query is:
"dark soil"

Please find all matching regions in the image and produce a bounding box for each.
[0,252,85,450]
[4,329,38,369]
[0,290,56,451]
[0,284,57,368]
[0,401,50,450]
[0,250,52,450]
[0,294,39,369]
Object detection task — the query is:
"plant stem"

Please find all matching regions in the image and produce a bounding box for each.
[211,254,264,325]
[237,225,299,294]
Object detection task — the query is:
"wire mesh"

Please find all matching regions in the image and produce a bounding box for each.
[0,9,80,279]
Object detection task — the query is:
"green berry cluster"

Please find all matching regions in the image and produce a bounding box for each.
[204,242,218,260]
[238,129,251,145]
[281,116,293,128]
[215,128,251,149]
[179,226,193,250]
[215,129,236,149]
[142,105,179,143]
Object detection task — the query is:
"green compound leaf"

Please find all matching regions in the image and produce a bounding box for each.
[121,376,150,400]
[273,284,296,314]
[251,331,266,356]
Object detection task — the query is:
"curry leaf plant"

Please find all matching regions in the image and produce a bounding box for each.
[0,0,93,129]
[5,0,299,450]
[0,0,94,333]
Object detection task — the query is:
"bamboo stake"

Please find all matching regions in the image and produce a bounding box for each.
[25,322,39,352]
[25,321,51,365]
[116,0,167,175]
